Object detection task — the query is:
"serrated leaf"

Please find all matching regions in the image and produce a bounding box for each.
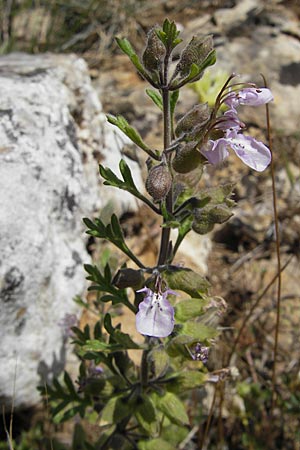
[113,329,141,349]
[175,297,209,322]
[163,267,210,297]
[146,89,163,110]
[157,392,189,426]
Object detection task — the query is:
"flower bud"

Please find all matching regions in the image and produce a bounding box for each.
[112,268,144,289]
[175,103,210,137]
[172,142,205,174]
[175,35,214,77]
[146,163,172,201]
[142,28,165,72]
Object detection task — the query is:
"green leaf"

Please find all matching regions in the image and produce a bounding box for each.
[138,438,176,450]
[101,395,132,425]
[115,37,135,57]
[99,160,159,218]
[96,424,116,448]
[166,334,197,358]
[162,267,210,297]
[170,90,179,117]
[135,395,158,436]
[181,321,218,341]
[106,114,150,151]
[119,159,136,186]
[166,371,207,393]
[113,329,141,349]
[157,392,189,426]
[63,371,78,398]
[175,297,209,322]
[82,339,121,353]
[148,345,170,379]
[146,89,163,111]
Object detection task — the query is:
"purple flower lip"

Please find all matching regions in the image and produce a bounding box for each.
[136,287,177,338]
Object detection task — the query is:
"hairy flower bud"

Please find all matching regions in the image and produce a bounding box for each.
[175,35,214,78]
[112,268,144,289]
[175,103,210,138]
[142,28,165,72]
[146,163,172,201]
[172,142,205,174]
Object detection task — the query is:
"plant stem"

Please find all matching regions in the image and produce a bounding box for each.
[157,87,172,265]
[140,338,150,388]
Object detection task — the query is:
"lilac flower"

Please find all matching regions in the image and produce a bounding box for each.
[201,129,271,172]
[200,85,273,171]
[136,287,176,338]
[225,87,273,110]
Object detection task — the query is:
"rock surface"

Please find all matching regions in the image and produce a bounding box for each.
[0,53,142,408]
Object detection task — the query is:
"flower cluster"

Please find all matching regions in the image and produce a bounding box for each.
[136,286,177,338]
[200,85,274,171]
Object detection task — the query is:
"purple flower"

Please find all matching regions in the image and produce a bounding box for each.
[136,287,176,338]
[200,85,273,171]
[201,129,271,172]
[225,87,273,110]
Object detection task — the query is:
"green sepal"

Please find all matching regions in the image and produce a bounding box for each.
[162,266,210,297]
[181,321,218,341]
[175,297,209,322]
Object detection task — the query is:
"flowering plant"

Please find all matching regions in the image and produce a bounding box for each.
[42,19,272,449]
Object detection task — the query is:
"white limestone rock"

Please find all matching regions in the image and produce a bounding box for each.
[0,53,142,408]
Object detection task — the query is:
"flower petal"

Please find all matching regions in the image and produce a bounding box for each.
[227,132,271,171]
[200,139,229,165]
[136,292,175,338]
[237,88,273,106]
